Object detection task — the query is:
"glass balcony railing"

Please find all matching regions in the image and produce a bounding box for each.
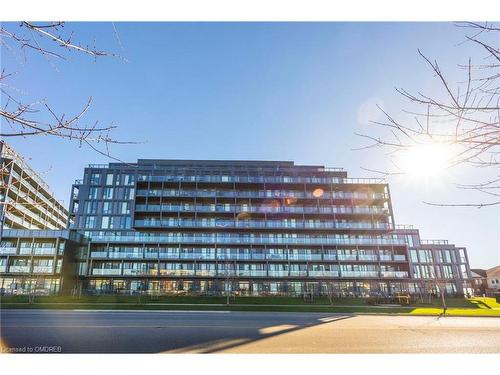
[32,266,53,274]
[340,271,379,278]
[0,247,18,255]
[379,255,392,261]
[134,204,390,216]
[87,232,406,246]
[309,271,340,277]
[358,255,378,261]
[19,247,33,255]
[288,255,322,261]
[32,248,56,255]
[195,270,217,277]
[267,271,289,277]
[289,270,308,276]
[122,269,158,276]
[108,253,143,259]
[237,270,267,277]
[266,254,287,260]
[137,174,385,185]
[323,255,337,261]
[337,255,358,261]
[92,269,122,275]
[393,255,407,261]
[8,266,31,273]
[380,271,408,278]
[216,254,252,260]
[159,270,195,276]
[134,218,392,231]
[0,266,7,273]
[136,188,388,201]
[91,252,108,258]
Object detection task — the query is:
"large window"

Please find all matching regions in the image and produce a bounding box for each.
[103,202,112,214]
[103,187,114,200]
[90,172,101,185]
[418,250,433,263]
[106,173,114,186]
[120,202,130,214]
[101,216,110,229]
[442,265,454,279]
[86,201,98,214]
[85,216,97,229]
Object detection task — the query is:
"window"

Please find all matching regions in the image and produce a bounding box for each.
[405,235,414,247]
[102,216,110,229]
[459,249,467,263]
[88,187,100,199]
[90,172,101,185]
[410,250,418,263]
[103,187,114,200]
[124,174,135,186]
[442,265,454,279]
[103,202,112,214]
[418,250,433,263]
[106,174,114,185]
[85,216,97,229]
[86,201,98,214]
[120,202,130,214]
[124,187,135,200]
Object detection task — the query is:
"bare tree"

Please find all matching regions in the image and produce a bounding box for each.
[0,22,135,160]
[358,22,500,207]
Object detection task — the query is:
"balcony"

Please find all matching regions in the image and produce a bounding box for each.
[379,255,392,261]
[309,271,339,277]
[159,270,195,276]
[91,252,108,258]
[340,271,378,278]
[92,269,122,276]
[0,247,18,255]
[393,255,406,261]
[380,271,408,278]
[32,266,53,274]
[108,253,143,259]
[0,266,8,273]
[268,271,289,277]
[237,271,267,277]
[289,271,307,277]
[358,255,378,261]
[338,255,358,261]
[19,247,33,255]
[123,269,158,276]
[33,248,56,256]
[216,254,252,260]
[195,270,217,277]
[266,254,287,261]
[8,266,31,273]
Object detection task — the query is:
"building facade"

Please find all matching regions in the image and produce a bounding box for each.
[394,226,473,297]
[0,145,476,297]
[68,159,414,296]
[0,141,68,231]
[0,229,86,295]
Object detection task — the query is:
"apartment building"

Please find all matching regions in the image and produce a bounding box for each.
[0,141,74,295]
[67,159,414,296]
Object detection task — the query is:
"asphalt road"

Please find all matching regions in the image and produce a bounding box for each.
[1,309,499,353]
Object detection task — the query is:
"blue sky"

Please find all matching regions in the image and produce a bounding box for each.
[2,22,499,268]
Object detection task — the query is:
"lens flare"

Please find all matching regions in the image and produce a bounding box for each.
[312,188,324,198]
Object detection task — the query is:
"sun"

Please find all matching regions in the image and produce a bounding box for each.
[398,142,454,180]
